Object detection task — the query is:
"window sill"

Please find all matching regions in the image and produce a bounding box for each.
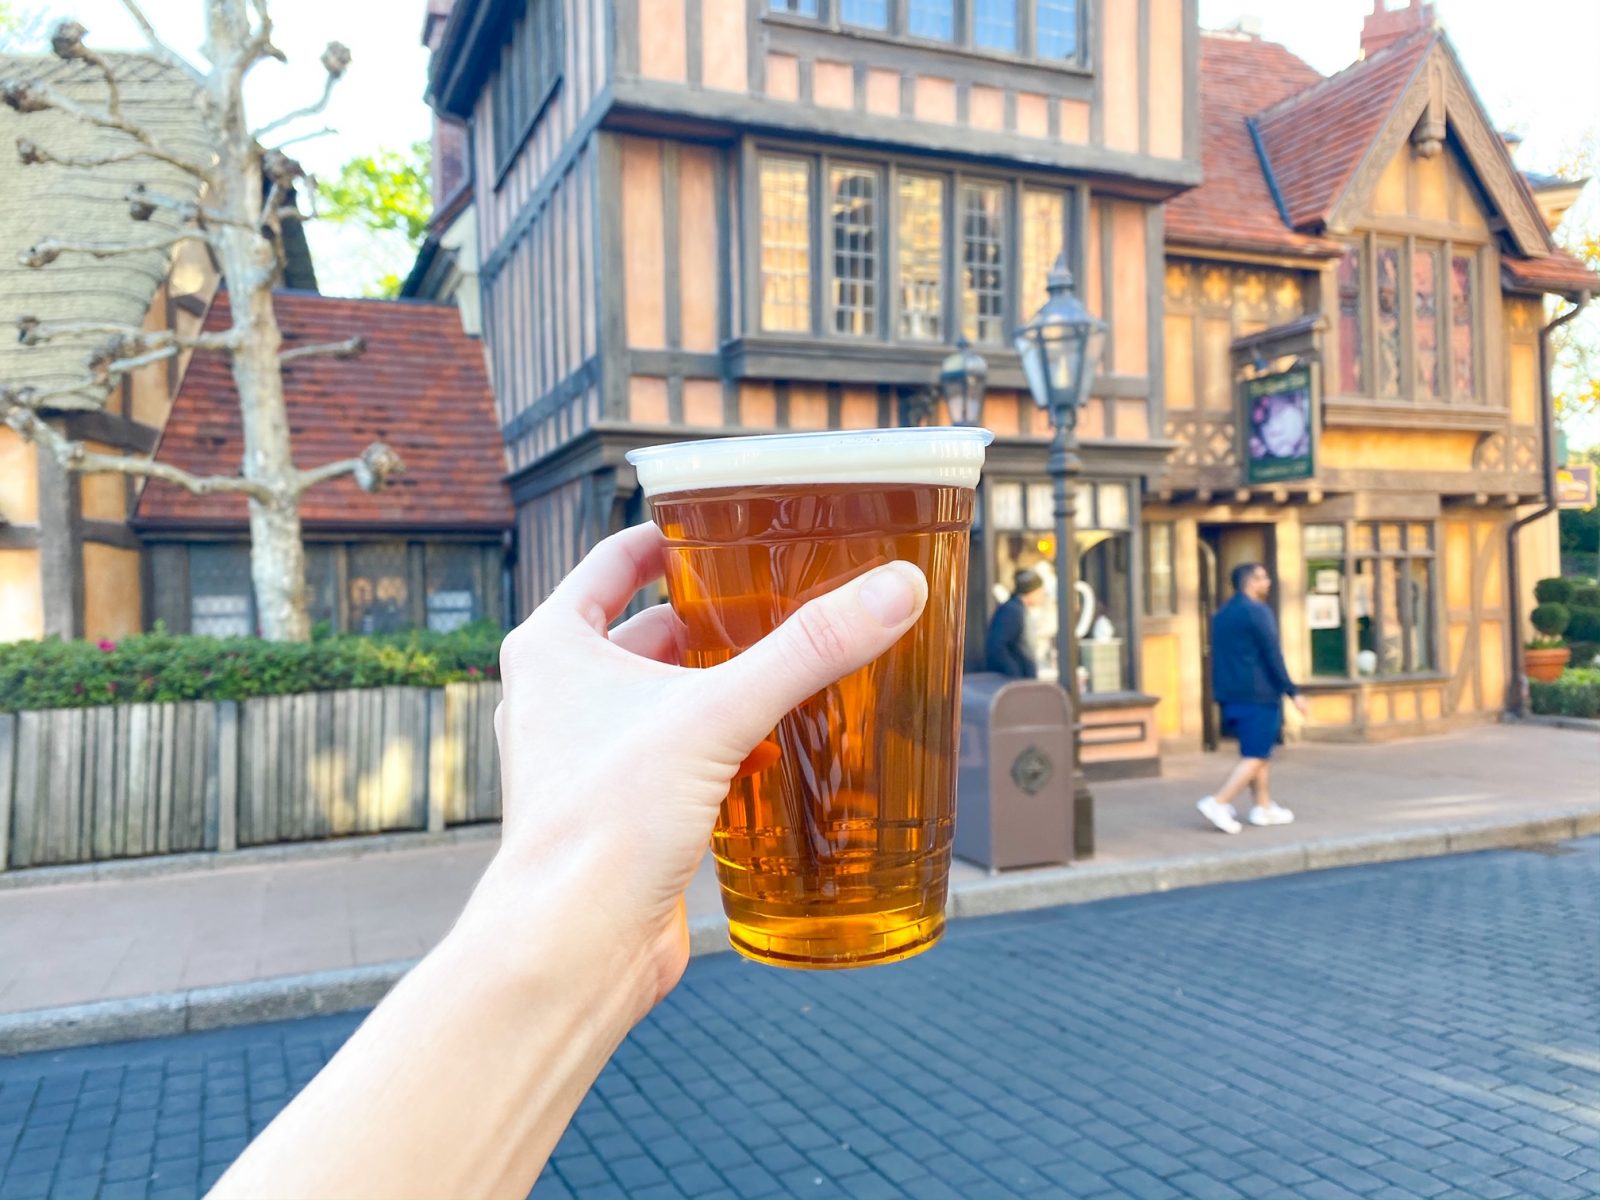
[762,11,1092,78]
[725,334,1026,387]
[1300,672,1450,690]
[1322,399,1506,432]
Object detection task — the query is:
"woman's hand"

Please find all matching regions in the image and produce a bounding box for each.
[469,522,929,1014]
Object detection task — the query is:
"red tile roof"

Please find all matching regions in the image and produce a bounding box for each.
[1166,33,1338,258]
[1252,30,1435,232]
[1503,250,1599,296]
[134,290,511,531]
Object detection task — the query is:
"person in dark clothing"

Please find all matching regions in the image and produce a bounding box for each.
[1197,562,1307,834]
[985,569,1045,678]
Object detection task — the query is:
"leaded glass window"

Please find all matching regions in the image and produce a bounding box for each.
[897,173,944,341]
[830,165,879,337]
[839,0,887,25]
[189,544,254,638]
[1036,0,1080,60]
[348,542,412,635]
[1451,253,1476,400]
[426,545,481,633]
[907,0,954,39]
[1021,188,1066,316]
[1375,244,1402,397]
[759,156,812,333]
[960,182,1006,344]
[1413,245,1441,399]
[974,0,1017,50]
[1337,242,1363,395]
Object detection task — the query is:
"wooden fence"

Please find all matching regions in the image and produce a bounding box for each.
[0,681,501,870]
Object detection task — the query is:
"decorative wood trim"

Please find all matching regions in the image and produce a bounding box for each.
[60,411,161,455]
[1322,400,1506,432]
[80,521,142,550]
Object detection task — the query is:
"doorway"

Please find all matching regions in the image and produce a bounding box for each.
[1197,523,1278,750]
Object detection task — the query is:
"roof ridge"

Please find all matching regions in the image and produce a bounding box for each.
[1252,28,1436,125]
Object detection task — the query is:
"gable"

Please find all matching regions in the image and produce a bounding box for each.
[1326,38,1549,256]
[1365,138,1492,235]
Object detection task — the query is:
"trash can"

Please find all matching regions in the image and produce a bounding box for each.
[955,673,1074,870]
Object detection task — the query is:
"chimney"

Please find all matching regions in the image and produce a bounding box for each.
[1360,0,1435,59]
[422,0,469,216]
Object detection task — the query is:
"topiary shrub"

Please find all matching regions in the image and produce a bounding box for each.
[1534,577,1576,605]
[1529,667,1600,720]
[1571,583,1600,610]
[0,623,504,713]
[1529,602,1571,643]
[1565,606,1600,645]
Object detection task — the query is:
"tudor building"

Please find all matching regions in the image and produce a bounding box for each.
[422,0,1592,764]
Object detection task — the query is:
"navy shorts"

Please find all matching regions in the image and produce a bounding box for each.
[1222,702,1282,759]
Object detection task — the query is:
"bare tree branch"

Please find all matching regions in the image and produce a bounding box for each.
[0,382,112,413]
[279,335,366,365]
[3,404,272,499]
[17,135,153,171]
[118,0,205,81]
[125,182,250,229]
[0,79,212,179]
[19,230,209,268]
[17,317,237,353]
[48,22,125,124]
[252,42,350,138]
[296,442,404,494]
[268,126,335,152]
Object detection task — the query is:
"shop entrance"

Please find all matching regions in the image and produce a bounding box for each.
[1197,523,1279,751]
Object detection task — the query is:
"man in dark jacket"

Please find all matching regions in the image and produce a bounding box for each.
[985,569,1044,678]
[1197,562,1307,834]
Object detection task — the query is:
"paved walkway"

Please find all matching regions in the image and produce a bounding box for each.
[0,724,1594,1023]
[1,842,1596,1200]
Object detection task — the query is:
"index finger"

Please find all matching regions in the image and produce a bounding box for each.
[544,522,669,634]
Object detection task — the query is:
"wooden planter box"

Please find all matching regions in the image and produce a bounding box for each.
[0,681,502,871]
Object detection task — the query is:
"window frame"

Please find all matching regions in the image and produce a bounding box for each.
[490,0,564,186]
[765,0,1091,71]
[750,142,1082,347]
[1303,520,1441,681]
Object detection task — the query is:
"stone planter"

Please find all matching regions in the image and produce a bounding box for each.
[1525,646,1572,683]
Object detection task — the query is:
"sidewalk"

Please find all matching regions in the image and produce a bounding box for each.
[1,722,1595,1051]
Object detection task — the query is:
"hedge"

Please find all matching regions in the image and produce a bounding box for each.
[1529,667,1600,721]
[0,624,503,713]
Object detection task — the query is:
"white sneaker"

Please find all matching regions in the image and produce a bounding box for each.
[1197,795,1242,834]
[1247,804,1295,826]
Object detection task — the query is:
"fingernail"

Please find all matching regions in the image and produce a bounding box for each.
[857,563,923,628]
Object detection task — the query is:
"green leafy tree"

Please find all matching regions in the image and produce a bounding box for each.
[1549,134,1600,438]
[319,140,432,297]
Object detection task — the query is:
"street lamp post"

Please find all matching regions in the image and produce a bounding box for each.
[1014,257,1108,858]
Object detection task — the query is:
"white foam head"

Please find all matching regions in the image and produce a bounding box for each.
[626,428,993,499]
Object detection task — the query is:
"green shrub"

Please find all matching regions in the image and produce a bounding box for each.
[1565,606,1600,645]
[1534,577,1576,604]
[1571,584,1600,610]
[1567,641,1600,669]
[1529,602,1571,639]
[0,623,503,713]
[1529,667,1600,720]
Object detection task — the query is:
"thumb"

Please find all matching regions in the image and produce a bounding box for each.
[691,561,929,754]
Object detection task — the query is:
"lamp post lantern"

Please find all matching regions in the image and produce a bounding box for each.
[939,337,989,428]
[1014,256,1107,856]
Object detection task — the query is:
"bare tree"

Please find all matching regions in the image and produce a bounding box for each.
[0,3,402,642]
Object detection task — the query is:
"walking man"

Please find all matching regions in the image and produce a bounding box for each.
[1197,562,1307,833]
[985,569,1044,678]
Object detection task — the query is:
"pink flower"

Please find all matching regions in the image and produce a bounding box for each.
[97,639,116,652]
[466,666,481,677]
[106,681,117,695]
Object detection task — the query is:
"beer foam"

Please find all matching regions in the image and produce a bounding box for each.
[627,428,994,499]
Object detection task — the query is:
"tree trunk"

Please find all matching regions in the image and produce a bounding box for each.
[208,0,311,642]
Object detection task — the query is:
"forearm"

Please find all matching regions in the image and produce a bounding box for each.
[210,855,654,1200]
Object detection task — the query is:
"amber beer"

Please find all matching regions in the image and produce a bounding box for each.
[628,429,991,969]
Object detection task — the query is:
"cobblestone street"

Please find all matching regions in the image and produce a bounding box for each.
[2,841,1597,1200]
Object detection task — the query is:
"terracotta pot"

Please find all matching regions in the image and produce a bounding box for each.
[1525,646,1571,683]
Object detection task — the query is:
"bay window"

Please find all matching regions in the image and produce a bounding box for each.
[898,173,946,340]
[769,0,1087,66]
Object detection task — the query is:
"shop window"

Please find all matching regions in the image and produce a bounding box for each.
[759,156,813,333]
[897,173,945,340]
[426,545,482,633]
[189,543,254,638]
[1305,521,1435,679]
[1144,521,1175,617]
[829,165,880,337]
[348,542,412,635]
[988,478,1135,691]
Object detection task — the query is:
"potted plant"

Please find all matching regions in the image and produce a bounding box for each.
[1526,602,1572,682]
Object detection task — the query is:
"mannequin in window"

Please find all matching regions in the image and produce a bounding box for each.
[985,569,1045,678]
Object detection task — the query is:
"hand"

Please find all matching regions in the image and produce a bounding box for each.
[471,523,929,1014]
[1292,695,1309,716]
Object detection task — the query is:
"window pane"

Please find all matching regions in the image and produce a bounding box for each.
[897,173,945,341]
[1145,522,1175,617]
[189,544,254,638]
[974,0,1017,50]
[960,182,1006,344]
[993,530,1058,679]
[1413,245,1440,399]
[1337,243,1364,394]
[1307,555,1347,677]
[1304,523,1345,556]
[990,480,1024,530]
[759,157,812,333]
[1407,523,1432,552]
[1037,0,1080,59]
[1376,244,1402,397]
[907,0,954,39]
[1353,523,1375,553]
[426,545,483,633]
[1451,254,1476,400]
[304,545,338,633]
[1096,482,1130,530]
[839,0,886,26]
[1376,558,1403,674]
[348,542,412,635]
[1355,559,1377,675]
[769,0,818,13]
[1407,559,1435,672]
[1079,534,1131,693]
[830,165,878,337]
[1379,522,1402,553]
[1027,482,1056,530]
[1021,188,1066,317]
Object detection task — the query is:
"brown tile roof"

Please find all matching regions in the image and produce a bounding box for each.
[0,55,208,395]
[1166,33,1338,258]
[1503,249,1599,296]
[1252,30,1435,232]
[134,290,511,531]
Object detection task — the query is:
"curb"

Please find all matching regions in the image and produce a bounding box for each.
[1506,713,1600,734]
[3,808,1597,1056]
